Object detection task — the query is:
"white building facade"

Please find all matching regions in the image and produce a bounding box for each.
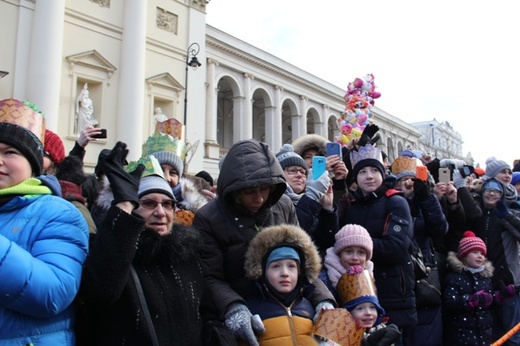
[0,0,467,177]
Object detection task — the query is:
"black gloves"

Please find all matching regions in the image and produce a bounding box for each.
[413,178,431,202]
[358,124,380,147]
[494,200,508,218]
[97,141,145,207]
[364,324,401,346]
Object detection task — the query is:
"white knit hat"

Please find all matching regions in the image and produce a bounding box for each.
[485,156,511,179]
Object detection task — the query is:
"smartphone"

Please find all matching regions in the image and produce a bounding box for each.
[459,165,474,178]
[326,142,341,157]
[312,156,327,180]
[438,168,451,183]
[416,166,428,182]
[91,128,107,139]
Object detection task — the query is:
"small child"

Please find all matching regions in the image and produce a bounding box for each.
[319,224,374,300]
[443,231,516,346]
[243,224,325,345]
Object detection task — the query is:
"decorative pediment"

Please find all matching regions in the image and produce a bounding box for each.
[146,72,184,93]
[66,50,117,82]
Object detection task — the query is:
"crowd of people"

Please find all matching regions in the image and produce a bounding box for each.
[1,96,520,346]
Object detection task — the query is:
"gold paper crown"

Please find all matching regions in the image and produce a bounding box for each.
[155,118,184,139]
[391,156,417,177]
[125,154,165,178]
[312,309,365,346]
[336,269,378,307]
[349,144,383,169]
[142,132,187,160]
[0,98,46,144]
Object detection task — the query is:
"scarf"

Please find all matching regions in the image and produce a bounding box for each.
[284,183,303,204]
[0,177,51,197]
[59,180,86,204]
[465,266,485,274]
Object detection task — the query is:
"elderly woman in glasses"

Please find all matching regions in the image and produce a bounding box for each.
[275,144,339,257]
[78,143,205,346]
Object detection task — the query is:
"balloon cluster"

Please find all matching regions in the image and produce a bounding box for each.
[336,74,381,146]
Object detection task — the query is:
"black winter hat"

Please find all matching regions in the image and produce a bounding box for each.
[56,156,86,186]
[0,122,43,176]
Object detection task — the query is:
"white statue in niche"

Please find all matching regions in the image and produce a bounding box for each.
[153,107,169,124]
[76,83,98,136]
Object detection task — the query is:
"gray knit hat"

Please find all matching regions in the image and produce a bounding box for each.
[275,144,308,170]
[152,151,184,177]
[138,174,175,199]
[485,157,511,179]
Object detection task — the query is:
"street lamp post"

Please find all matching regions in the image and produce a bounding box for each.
[183,42,201,140]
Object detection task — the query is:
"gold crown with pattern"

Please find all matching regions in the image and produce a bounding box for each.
[312,308,365,346]
[155,117,184,139]
[0,98,46,144]
[142,132,186,160]
[349,144,383,169]
[336,268,378,307]
[391,156,417,179]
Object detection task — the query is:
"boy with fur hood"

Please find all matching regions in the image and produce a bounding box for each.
[443,231,516,346]
[243,224,322,345]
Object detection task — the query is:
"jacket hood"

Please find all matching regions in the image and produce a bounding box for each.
[291,134,328,157]
[217,139,287,206]
[446,251,494,277]
[244,224,322,283]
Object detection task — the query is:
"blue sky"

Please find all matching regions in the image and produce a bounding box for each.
[206,0,520,169]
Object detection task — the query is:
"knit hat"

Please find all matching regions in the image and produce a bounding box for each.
[44,129,65,164]
[333,224,373,260]
[152,151,184,178]
[485,157,511,178]
[458,231,486,259]
[195,170,214,187]
[512,172,520,186]
[482,179,504,194]
[275,144,308,170]
[337,265,385,323]
[138,174,175,200]
[350,144,385,182]
[391,156,417,181]
[266,246,301,267]
[0,98,45,176]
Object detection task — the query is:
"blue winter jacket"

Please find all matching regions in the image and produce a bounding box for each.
[0,187,89,345]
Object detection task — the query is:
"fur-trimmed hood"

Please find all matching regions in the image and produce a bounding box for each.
[244,224,322,283]
[446,251,494,277]
[291,134,328,157]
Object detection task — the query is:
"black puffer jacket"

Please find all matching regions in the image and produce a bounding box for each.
[194,139,299,318]
[443,252,494,346]
[339,183,417,328]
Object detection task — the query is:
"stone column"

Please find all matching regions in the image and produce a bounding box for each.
[232,96,245,143]
[205,58,220,159]
[272,85,283,152]
[26,0,65,131]
[116,1,147,160]
[264,106,276,150]
[242,73,253,139]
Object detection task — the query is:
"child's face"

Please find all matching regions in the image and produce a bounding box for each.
[161,164,179,188]
[464,250,486,269]
[357,166,383,195]
[350,302,378,328]
[266,259,299,294]
[0,143,32,189]
[339,246,367,269]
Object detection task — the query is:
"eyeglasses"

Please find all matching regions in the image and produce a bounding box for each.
[139,199,176,210]
[285,168,307,176]
[484,189,503,196]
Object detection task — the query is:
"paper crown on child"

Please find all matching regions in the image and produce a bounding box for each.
[0,98,46,176]
[391,156,417,181]
[312,308,365,346]
[142,132,186,161]
[125,154,163,178]
[336,265,385,322]
[0,98,46,145]
[155,117,184,139]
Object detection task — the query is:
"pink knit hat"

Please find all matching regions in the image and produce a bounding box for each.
[458,231,487,259]
[333,224,373,260]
